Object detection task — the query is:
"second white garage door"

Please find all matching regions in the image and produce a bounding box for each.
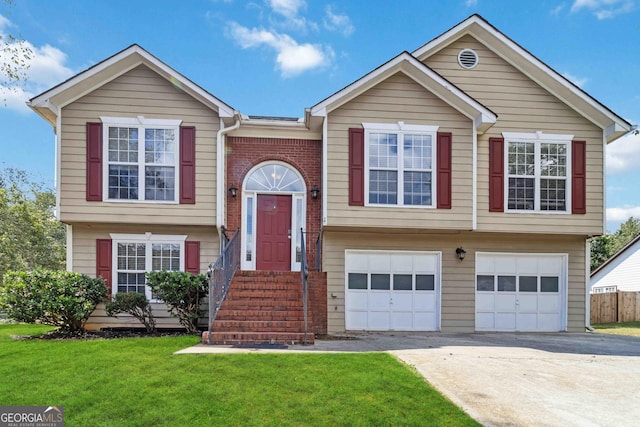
[475,253,567,332]
[345,251,440,331]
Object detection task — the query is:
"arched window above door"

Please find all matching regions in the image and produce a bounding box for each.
[245,163,305,192]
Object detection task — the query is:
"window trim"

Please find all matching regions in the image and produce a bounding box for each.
[101,116,182,204]
[110,233,187,301]
[503,131,573,214]
[363,122,439,208]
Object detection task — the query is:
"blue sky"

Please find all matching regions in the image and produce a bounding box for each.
[1,0,638,232]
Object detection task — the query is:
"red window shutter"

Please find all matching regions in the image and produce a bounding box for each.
[572,140,586,214]
[180,126,196,204]
[488,137,504,212]
[436,132,452,209]
[348,128,365,206]
[86,122,103,201]
[185,241,200,274]
[96,239,112,294]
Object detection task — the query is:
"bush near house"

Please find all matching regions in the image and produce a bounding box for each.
[0,270,107,331]
[145,271,208,333]
[105,292,156,333]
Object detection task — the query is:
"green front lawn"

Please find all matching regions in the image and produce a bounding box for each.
[593,321,640,337]
[0,325,477,426]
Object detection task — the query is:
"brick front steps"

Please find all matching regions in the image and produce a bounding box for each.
[202,271,315,345]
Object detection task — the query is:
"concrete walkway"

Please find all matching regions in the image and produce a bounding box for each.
[176,332,640,426]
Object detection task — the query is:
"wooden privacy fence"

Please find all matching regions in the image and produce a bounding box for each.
[591,291,640,324]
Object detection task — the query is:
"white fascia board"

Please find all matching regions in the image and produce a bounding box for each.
[502,131,574,142]
[414,15,630,135]
[29,45,235,118]
[310,52,496,131]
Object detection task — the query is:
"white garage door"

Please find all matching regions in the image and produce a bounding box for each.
[475,253,567,332]
[345,251,440,331]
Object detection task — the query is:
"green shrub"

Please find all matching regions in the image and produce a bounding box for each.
[145,271,208,333]
[105,292,155,333]
[0,270,107,331]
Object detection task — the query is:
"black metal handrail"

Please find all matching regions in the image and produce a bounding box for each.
[300,228,309,344]
[206,228,240,344]
[315,231,322,271]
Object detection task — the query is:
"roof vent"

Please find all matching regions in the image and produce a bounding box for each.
[458,49,478,69]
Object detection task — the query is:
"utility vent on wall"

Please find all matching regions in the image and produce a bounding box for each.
[458,49,478,69]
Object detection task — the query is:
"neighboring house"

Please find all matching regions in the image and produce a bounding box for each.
[591,235,640,293]
[28,14,631,338]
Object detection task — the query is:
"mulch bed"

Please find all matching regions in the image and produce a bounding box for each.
[11,328,197,341]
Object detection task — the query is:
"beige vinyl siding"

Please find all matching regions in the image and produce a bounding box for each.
[326,72,473,230]
[71,223,218,330]
[323,229,586,333]
[424,35,604,235]
[59,65,219,226]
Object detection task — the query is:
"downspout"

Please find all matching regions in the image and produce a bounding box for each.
[216,114,241,249]
[585,237,594,332]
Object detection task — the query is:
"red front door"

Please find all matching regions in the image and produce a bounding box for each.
[256,194,292,271]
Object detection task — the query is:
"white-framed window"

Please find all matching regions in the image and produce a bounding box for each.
[102,116,182,203]
[110,233,186,301]
[504,132,572,213]
[363,122,438,207]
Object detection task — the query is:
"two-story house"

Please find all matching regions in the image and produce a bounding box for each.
[28,15,631,341]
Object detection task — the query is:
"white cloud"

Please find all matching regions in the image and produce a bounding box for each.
[607,206,640,221]
[607,130,640,173]
[268,0,304,19]
[562,71,588,88]
[266,0,317,32]
[227,22,333,77]
[465,0,478,7]
[570,0,635,19]
[0,15,74,113]
[550,4,566,15]
[323,6,354,36]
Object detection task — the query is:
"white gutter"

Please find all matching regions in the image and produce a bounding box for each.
[585,238,593,331]
[55,108,62,221]
[472,122,478,230]
[216,114,241,245]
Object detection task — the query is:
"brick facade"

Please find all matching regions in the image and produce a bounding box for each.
[226,136,323,269]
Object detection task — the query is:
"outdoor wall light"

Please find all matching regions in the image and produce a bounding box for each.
[456,247,466,261]
[228,186,238,198]
[310,187,320,199]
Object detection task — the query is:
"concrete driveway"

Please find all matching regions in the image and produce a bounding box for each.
[319,332,640,427]
[179,332,640,426]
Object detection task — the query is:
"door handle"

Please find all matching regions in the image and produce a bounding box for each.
[288,229,291,239]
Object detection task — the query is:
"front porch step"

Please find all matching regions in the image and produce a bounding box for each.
[202,331,314,346]
[203,270,314,345]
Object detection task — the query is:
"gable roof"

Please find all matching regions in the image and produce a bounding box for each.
[309,51,497,134]
[28,44,236,126]
[591,234,640,278]
[413,14,632,143]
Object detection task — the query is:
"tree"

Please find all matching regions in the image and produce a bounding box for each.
[590,217,640,271]
[0,168,65,283]
[1,0,32,102]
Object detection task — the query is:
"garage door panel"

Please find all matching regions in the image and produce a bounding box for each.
[518,295,538,312]
[392,292,413,308]
[538,313,560,330]
[517,313,538,331]
[391,312,413,330]
[539,295,559,313]
[414,312,437,330]
[495,313,516,330]
[539,257,563,275]
[369,312,390,330]
[414,255,437,272]
[369,254,390,271]
[391,256,412,271]
[495,256,517,274]
[347,311,368,330]
[476,294,494,311]
[496,294,516,311]
[349,293,368,310]
[476,312,495,330]
[369,293,390,310]
[517,257,539,274]
[414,293,436,310]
